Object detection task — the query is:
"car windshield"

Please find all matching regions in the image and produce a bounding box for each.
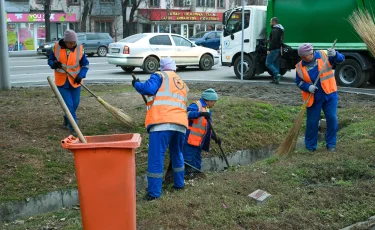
[119,34,147,43]
[190,32,206,38]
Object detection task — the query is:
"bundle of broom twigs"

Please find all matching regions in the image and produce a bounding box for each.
[348,8,375,57]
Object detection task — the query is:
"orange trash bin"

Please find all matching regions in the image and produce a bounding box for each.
[61,133,141,230]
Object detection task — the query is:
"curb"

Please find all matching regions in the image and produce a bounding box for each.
[340,216,375,230]
[8,51,40,57]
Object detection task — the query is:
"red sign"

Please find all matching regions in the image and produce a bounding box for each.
[140,10,223,22]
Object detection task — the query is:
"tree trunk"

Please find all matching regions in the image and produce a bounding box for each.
[44,0,51,42]
[122,0,129,37]
[81,0,90,32]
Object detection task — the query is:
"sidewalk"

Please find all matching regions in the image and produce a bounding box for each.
[8,51,40,57]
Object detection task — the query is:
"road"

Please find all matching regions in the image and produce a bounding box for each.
[8,56,375,95]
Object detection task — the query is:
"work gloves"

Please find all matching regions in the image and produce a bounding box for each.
[200,112,211,120]
[327,48,336,57]
[51,61,62,69]
[308,85,318,93]
[132,78,140,87]
[213,136,222,145]
[74,76,82,84]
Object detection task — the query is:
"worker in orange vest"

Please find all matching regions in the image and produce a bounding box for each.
[295,43,344,152]
[48,29,89,136]
[182,88,221,172]
[132,57,188,200]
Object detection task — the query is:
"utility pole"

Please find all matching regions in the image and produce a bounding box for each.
[0,0,11,90]
[44,0,51,42]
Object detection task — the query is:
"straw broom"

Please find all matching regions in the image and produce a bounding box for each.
[348,9,375,57]
[276,39,337,155]
[60,67,135,127]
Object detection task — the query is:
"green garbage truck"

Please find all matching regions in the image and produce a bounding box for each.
[220,0,375,88]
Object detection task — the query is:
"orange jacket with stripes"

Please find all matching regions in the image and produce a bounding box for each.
[187,100,209,147]
[145,71,188,129]
[295,50,337,107]
[53,43,84,88]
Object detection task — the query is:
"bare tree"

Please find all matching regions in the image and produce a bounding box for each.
[81,0,94,32]
[122,0,143,38]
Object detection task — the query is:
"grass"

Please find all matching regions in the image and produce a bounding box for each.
[1,82,375,229]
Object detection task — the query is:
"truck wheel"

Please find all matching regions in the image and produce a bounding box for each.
[121,66,135,73]
[335,59,367,88]
[199,54,213,70]
[143,56,159,74]
[234,56,254,80]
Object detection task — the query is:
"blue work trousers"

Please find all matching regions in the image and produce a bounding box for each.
[147,131,185,198]
[265,49,280,78]
[182,143,202,170]
[305,95,338,151]
[58,86,81,130]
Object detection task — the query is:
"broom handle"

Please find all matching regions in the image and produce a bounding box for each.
[60,67,99,100]
[131,73,148,104]
[47,76,87,143]
[304,39,337,104]
[207,119,230,168]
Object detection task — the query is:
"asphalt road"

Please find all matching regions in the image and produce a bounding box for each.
[8,55,375,96]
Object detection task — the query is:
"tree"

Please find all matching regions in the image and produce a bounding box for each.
[43,0,51,42]
[122,0,143,38]
[81,0,94,32]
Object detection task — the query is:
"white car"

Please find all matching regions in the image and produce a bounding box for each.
[107,33,220,73]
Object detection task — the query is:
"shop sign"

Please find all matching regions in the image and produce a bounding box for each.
[6,13,77,23]
[144,10,223,21]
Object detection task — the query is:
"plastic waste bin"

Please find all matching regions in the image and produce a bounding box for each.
[61,133,141,230]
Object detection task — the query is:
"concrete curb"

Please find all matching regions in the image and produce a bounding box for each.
[8,51,39,57]
[340,216,375,230]
[0,147,276,223]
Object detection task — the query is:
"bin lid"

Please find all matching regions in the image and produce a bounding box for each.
[61,133,141,150]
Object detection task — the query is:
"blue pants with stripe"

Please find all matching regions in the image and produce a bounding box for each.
[305,94,338,151]
[147,130,185,198]
[57,86,81,131]
[182,143,202,170]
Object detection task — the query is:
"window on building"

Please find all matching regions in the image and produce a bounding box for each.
[197,0,214,7]
[142,24,152,33]
[127,0,136,6]
[149,35,172,46]
[174,0,183,7]
[95,21,112,34]
[68,0,80,5]
[69,22,80,32]
[149,0,159,7]
[217,0,224,8]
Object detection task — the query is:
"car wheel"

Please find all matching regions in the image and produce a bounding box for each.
[199,54,213,70]
[233,55,254,80]
[143,56,159,74]
[335,59,367,88]
[121,66,136,73]
[97,46,107,57]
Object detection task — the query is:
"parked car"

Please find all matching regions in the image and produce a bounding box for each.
[37,32,113,57]
[107,33,220,73]
[189,31,222,51]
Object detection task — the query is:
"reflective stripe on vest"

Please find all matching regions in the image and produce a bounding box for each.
[187,100,208,147]
[173,166,184,172]
[145,71,188,128]
[147,172,163,178]
[54,43,84,88]
[295,50,337,107]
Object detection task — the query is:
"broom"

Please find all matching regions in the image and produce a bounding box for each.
[348,9,375,57]
[60,67,135,127]
[276,39,337,155]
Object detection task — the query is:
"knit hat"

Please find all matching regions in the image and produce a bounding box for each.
[202,88,218,101]
[298,43,314,56]
[160,57,176,71]
[64,30,78,42]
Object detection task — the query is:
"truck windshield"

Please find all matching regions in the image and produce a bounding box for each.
[226,10,250,34]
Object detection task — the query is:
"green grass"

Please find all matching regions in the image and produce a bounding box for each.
[1,83,375,229]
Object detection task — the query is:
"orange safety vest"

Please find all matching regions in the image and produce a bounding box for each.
[187,100,209,147]
[295,50,337,107]
[54,43,84,88]
[145,71,188,128]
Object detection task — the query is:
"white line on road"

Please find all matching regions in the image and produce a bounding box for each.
[10,62,110,68]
